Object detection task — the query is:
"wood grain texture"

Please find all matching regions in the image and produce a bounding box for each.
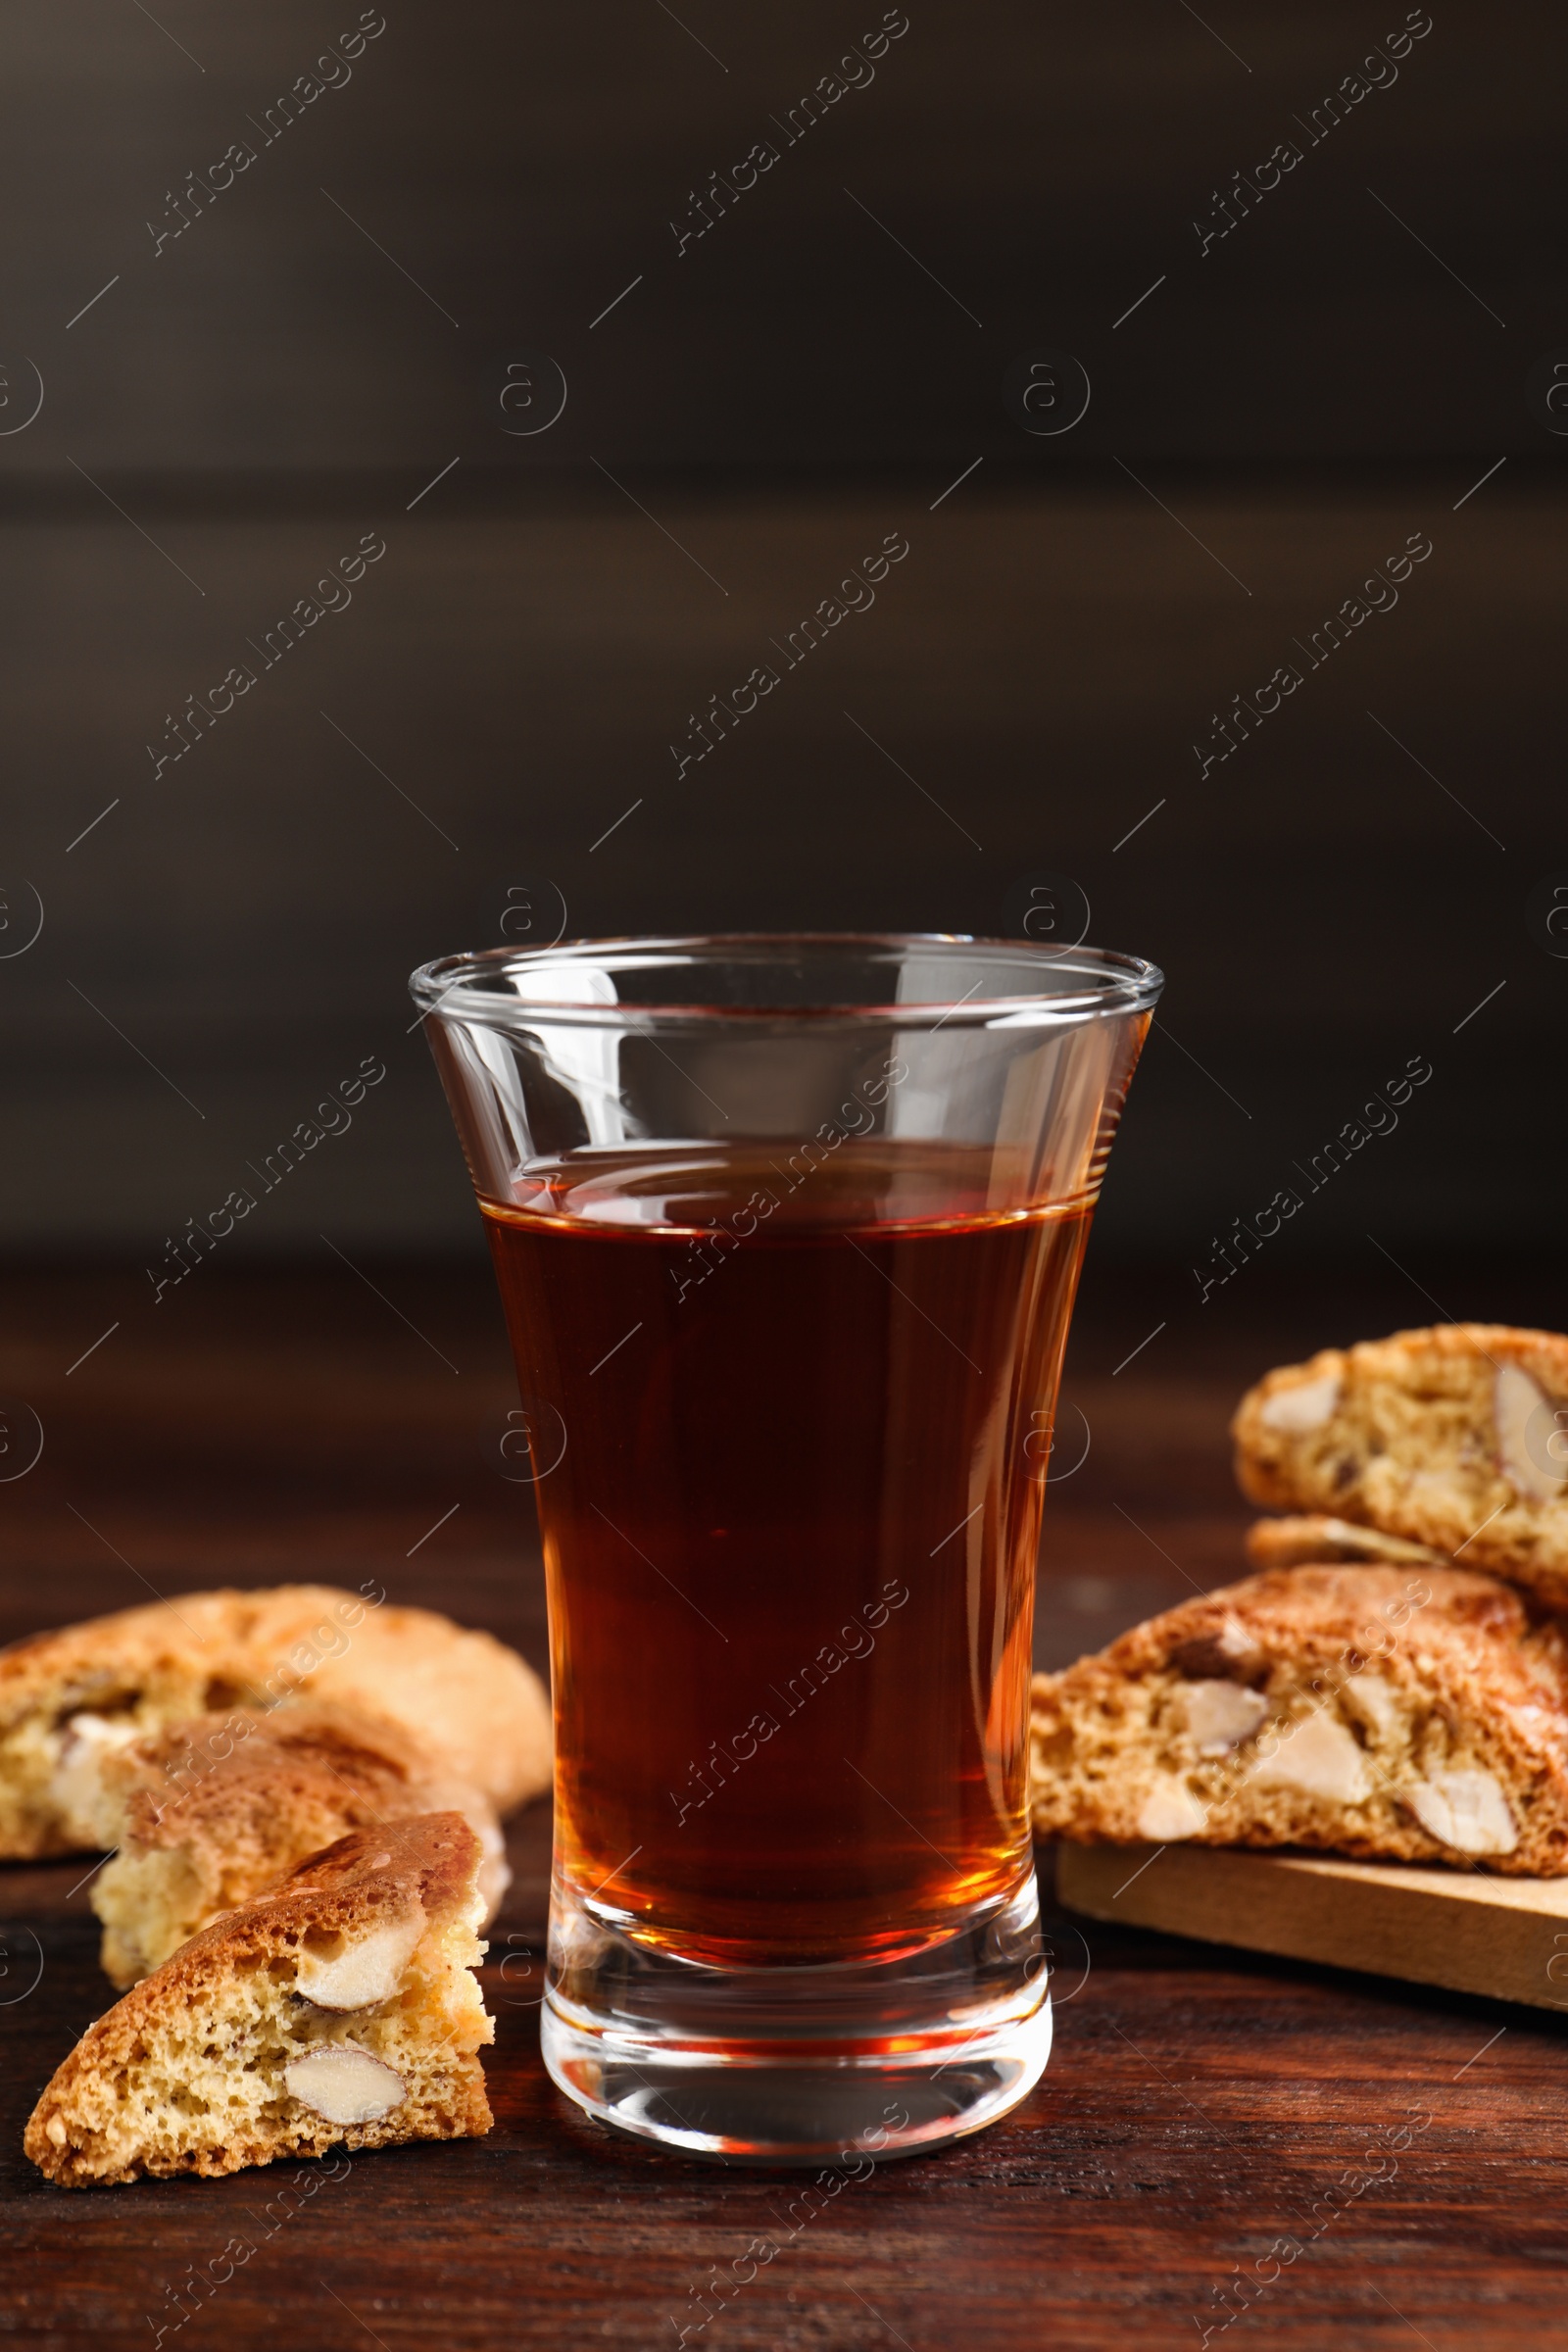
[2,1269,1566,2350]
[6,1,1561,472]
[1060,1841,1568,2014]
[5,481,1566,1261]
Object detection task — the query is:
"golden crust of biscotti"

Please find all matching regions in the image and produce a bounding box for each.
[0,1588,346,1739]
[90,1700,508,1986]
[1245,1516,1447,1571]
[1232,1326,1568,1602]
[281,1808,482,1914]
[110,1699,437,1852]
[26,1813,493,2186]
[0,1584,551,1857]
[313,1602,550,1813]
[1030,1563,1568,1875]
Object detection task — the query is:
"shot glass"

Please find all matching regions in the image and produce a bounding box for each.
[410,934,1161,2163]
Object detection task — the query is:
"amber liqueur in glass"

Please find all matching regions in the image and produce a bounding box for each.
[485,1139,1090,1970]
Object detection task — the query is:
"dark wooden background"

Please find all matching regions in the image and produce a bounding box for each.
[4,1262,1566,2349]
[1,0,1565,1263]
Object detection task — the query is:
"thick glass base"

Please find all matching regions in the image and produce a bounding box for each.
[540,1870,1053,2165]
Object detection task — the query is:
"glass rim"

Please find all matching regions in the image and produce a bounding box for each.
[408,932,1164,1028]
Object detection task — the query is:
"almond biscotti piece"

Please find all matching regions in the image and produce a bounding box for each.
[1232,1325,1568,1603]
[26,1813,493,2186]
[0,1585,551,1859]
[1246,1516,1446,1571]
[91,1700,510,1989]
[1030,1564,1568,1874]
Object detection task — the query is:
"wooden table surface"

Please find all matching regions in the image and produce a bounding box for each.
[2,1263,1563,2350]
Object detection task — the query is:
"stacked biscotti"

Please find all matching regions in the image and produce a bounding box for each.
[28,1814,496,2187]
[8,1586,554,2185]
[1031,1325,1568,1875]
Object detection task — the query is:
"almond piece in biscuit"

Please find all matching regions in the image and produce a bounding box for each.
[90,1700,511,1989]
[25,1812,493,2186]
[1245,1516,1447,1572]
[1030,1563,1568,1874]
[1232,1326,1568,1605]
[0,1585,551,1860]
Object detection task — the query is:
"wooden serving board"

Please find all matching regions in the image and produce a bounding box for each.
[1057,1841,1568,2013]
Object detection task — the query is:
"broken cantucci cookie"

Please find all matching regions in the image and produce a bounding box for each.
[25,1813,493,2186]
[0,1584,551,1860]
[1231,1325,1568,1604]
[90,1699,510,1988]
[1029,1564,1568,1874]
